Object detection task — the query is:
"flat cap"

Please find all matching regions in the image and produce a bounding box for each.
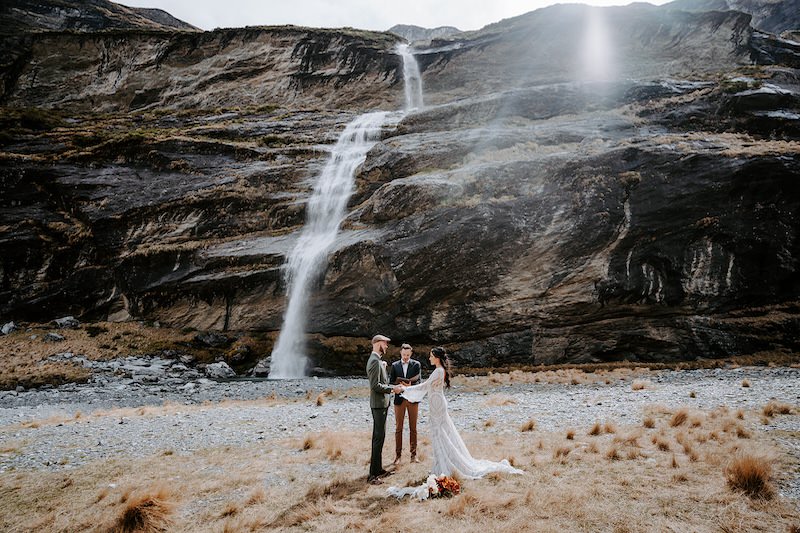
[371,334,391,343]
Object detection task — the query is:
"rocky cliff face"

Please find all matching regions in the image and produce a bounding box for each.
[665,0,800,34]
[0,26,403,111]
[0,0,199,33]
[1,1,798,375]
[387,24,462,44]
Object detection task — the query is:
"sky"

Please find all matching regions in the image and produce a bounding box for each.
[122,0,670,32]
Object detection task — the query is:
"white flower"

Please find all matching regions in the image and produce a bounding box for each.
[426,474,439,496]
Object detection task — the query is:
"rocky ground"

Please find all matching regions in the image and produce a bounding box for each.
[1,365,798,501]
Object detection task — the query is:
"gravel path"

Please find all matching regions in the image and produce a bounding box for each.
[1,366,799,498]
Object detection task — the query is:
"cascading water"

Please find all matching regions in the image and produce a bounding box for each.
[268,112,390,378]
[269,43,423,379]
[397,43,424,111]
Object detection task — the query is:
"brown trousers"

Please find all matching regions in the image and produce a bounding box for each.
[394,399,418,458]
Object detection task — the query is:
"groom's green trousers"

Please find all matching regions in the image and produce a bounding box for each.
[370,407,389,478]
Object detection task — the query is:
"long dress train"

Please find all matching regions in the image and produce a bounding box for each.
[389,367,523,490]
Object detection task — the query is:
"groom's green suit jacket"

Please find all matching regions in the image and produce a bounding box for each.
[366,352,392,409]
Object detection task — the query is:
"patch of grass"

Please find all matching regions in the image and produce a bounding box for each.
[520,419,536,432]
[107,485,175,533]
[763,401,793,417]
[670,408,689,427]
[485,394,518,406]
[606,446,621,461]
[258,134,293,147]
[725,454,774,499]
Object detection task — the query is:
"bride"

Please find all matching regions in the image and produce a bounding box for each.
[396,346,523,479]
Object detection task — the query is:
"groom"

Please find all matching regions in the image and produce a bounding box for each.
[389,343,421,464]
[366,334,403,484]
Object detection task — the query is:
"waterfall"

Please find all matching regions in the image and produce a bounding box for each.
[268,112,391,378]
[397,43,424,111]
[269,43,423,379]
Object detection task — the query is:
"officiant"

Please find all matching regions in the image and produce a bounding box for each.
[389,343,421,464]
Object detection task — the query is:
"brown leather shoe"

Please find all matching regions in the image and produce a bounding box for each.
[392,456,401,466]
[410,456,419,463]
[368,477,384,485]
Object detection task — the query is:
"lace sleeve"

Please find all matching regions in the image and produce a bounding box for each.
[400,368,442,403]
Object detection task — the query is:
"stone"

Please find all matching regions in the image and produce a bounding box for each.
[252,358,271,378]
[194,333,231,348]
[54,316,80,329]
[204,362,236,379]
[44,333,65,342]
[1,322,15,335]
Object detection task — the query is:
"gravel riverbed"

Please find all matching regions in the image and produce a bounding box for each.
[1,366,799,500]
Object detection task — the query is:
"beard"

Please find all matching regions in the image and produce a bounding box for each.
[379,344,387,355]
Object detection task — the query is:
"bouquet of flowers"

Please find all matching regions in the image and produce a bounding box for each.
[427,474,461,498]
[387,474,461,501]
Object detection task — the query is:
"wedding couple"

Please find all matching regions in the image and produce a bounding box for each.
[366,334,523,486]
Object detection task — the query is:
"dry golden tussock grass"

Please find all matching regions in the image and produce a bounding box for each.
[725,454,775,499]
[566,429,575,440]
[763,401,794,417]
[653,435,671,452]
[520,419,536,432]
[485,394,518,406]
[631,380,652,391]
[605,446,622,461]
[107,485,176,533]
[589,421,602,436]
[643,416,656,429]
[1,398,799,532]
[670,408,689,427]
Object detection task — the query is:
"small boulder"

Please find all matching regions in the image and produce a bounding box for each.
[44,332,66,342]
[204,361,236,379]
[54,316,80,329]
[194,332,231,348]
[228,344,251,363]
[1,321,16,335]
[252,357,271,377]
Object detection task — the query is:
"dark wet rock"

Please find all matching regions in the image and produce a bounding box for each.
[194,332,232,348]
[44,332,65,342]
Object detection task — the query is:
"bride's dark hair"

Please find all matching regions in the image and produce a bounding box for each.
[431,346,451,388]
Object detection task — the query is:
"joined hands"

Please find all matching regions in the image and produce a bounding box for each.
[392,385,405,394]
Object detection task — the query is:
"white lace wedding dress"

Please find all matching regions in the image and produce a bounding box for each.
[390,367,523,486]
